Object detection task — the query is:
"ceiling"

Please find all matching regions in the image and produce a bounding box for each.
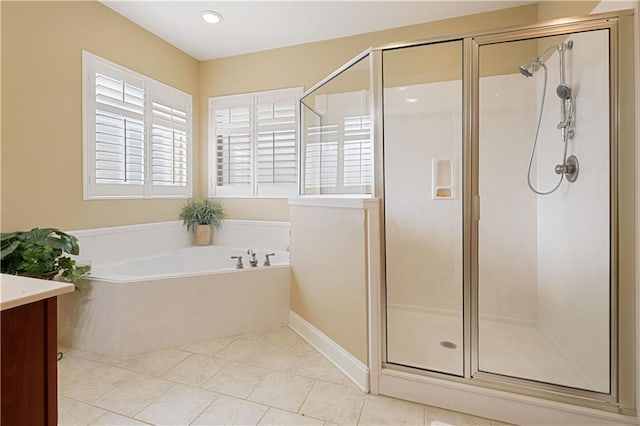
[100,1,532,61]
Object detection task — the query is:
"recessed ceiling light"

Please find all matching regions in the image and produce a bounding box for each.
[405,98,419,103]
[201,10,223,24]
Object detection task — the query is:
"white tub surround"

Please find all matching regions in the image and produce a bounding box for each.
[58,265,290,357]
[90,247,289,282]
[59,219,291,357]
[69,219,290,266]
[1,274,74,310]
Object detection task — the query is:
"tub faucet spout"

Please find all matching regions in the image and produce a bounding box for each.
[230,255,244,269]
[247,249,258,267]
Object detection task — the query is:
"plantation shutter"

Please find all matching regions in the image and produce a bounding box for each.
[255,95,298,196]
[209,87,301,197]
[343,115,372,191]
[84,52,193,199]
[92,68,145,196]
[304,123,339,193]
[213,102,253,196]
[149,94,191,196]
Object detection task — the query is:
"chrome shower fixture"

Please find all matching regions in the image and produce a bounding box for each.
[518,63,535,77]
[517,41,573,80]
[521,40,578,195]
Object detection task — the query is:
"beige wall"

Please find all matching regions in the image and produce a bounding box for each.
[199,4,541,221]
[1,1,200,231]
[537,1,600,21]
[0,2,547,230]
[289,204,369,363]
[0,1,615,231]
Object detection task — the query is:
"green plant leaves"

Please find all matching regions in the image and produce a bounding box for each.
[179,198,227,233]
[0,240,21,260]
[0,228,90,287]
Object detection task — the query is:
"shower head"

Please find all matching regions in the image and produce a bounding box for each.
[518,57,543,77]
[518,64,534,77]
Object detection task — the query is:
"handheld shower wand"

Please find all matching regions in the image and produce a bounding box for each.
[518,40,578,195]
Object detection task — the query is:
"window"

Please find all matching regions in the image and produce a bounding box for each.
[301,90,372,195]
[209,88,302,197]
[299,53,372,196]
[83,51,193,199]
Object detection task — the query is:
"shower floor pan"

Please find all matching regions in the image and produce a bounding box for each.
[386,306,596,391]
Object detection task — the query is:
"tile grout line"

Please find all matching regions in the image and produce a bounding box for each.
[128,380,182,421]
[254,405,271,425]
[61,395,150,425]
[355,392,368,425]
[69,365,178,419]
[187,392,222,426]
[295,378,319,417]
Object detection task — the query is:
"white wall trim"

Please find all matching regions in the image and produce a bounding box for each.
[69,220,183,237]
[289,311,369,392]
[289,196,377,210]
[69,219,290,238]
[68,219,290,266]
[365,199,382,394]
[222,219,290,228]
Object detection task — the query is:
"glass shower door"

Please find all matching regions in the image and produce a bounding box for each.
[384,40,464,376]
[476,29,611,393]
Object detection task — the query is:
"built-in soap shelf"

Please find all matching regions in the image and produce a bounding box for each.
[432,158,455,200]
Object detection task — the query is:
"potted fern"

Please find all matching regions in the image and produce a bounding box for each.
[179,198,227,246]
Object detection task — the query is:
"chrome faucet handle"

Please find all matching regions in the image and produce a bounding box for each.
[263,253,275,267]
[230,255,244,269]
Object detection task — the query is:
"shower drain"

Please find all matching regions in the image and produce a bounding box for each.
[440,341,457,349]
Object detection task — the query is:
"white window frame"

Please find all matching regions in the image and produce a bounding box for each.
[208,87,303,198]
[82,51,193,200]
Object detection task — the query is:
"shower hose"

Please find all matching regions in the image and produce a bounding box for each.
[526,62,569,195]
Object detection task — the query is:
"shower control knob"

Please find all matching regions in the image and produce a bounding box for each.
[555,159,578,178]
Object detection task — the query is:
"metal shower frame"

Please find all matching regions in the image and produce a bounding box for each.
[298,7,634,416]
[365,10,631,414]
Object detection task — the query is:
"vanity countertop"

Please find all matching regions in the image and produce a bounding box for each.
[0,274,74,311]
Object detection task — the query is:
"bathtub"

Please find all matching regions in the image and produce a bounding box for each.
[58,246,291,357]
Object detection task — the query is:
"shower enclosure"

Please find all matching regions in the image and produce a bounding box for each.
[299,10,636,420]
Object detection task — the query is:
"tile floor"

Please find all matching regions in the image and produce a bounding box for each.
[59,326,511,425]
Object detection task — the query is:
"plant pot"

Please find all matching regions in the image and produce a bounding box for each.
[195,224,212,246]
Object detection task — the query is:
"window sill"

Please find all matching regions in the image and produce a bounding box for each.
[210,196,294,200]
[84,194,191,201]
[289,196,378,210]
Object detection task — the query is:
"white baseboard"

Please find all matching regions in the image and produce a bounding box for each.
[289,311,369,392]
